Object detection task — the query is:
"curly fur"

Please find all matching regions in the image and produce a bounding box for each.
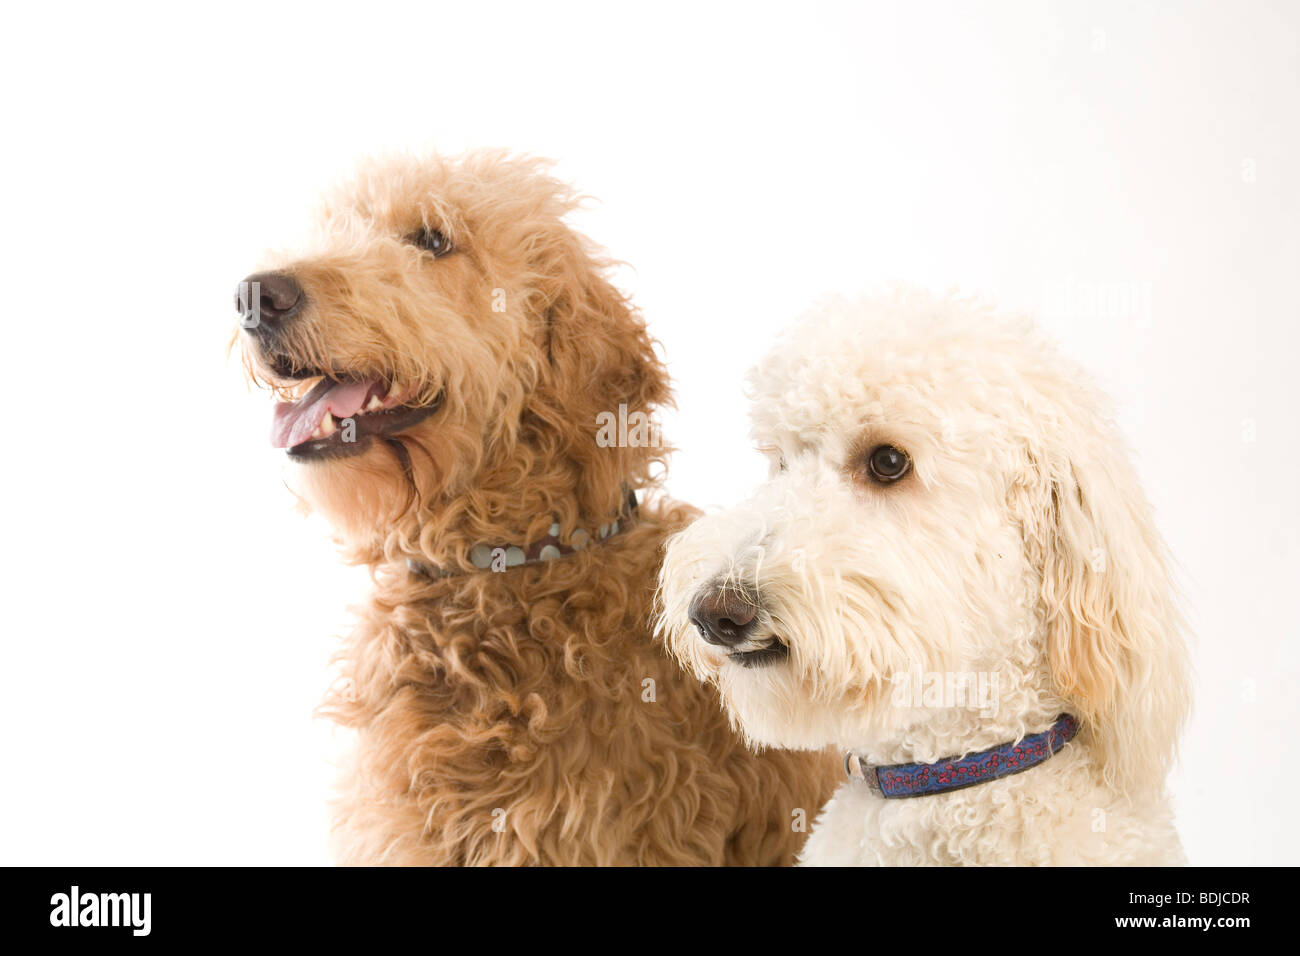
[656,288,1192,866]
[237,151,838,865]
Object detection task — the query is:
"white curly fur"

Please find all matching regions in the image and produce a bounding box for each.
[657,287,1191,866]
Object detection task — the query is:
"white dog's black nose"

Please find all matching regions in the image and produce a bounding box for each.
[689,588,759,647]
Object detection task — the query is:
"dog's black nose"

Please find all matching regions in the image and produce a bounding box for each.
[689,588,759,647]
[235,272,304,332]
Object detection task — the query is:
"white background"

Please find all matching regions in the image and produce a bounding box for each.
[1,1,1295,865]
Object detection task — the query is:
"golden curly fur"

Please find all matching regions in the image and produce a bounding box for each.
[236,151,838,865]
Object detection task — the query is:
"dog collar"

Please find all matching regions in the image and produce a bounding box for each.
[843,713,1080,798]
[407,487,638,579]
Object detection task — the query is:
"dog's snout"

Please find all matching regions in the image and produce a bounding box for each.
[236,272,304,332]
[689,588,759,647]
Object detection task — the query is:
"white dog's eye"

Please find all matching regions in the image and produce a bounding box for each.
[865,444,911,483]
[410,227,453,257]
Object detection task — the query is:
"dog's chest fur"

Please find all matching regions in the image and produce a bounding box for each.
[327,514,839,866]
[800,746,1184,866]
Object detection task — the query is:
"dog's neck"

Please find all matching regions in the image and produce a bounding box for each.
[844,712,1079,799]
[845,648,1073,773]
[810,664,1178,864]
[403,484,639,579]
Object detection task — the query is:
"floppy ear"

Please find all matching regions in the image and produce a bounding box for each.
[1013,404,1190,796]
[525,220,672,518]
[538,233,670,415]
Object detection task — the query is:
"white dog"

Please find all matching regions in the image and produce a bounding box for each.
[657,288,1191,866]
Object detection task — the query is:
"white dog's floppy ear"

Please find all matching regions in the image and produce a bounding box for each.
[1013,410,1191,796]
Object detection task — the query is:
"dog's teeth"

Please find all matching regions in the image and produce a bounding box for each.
[366,395,384,412]
[320,412,336,436]
[386,381,402,400]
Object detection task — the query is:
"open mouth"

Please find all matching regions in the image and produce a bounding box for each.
[269,374,442,460]
[727,641,790,669]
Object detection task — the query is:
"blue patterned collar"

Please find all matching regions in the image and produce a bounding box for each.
[843,714,1080,799]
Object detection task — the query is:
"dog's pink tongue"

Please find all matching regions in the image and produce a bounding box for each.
[270,379,376,448]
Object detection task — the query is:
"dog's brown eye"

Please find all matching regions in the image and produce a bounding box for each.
[866,444,910,483]
[411,228,452,257]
